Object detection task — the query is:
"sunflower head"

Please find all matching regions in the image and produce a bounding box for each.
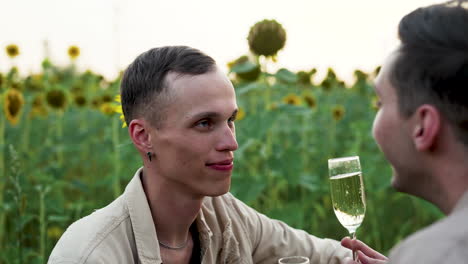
[100,103,119,116]
[101,94,113,103]
[332,105,345,121]
[47,226,64,240]
[282,94,302,106]
[303,94,317,109]
[114,95,127,127]
[297,71,311,85]
[248,19,287,57]
[46,89,67,110]
[74,95,87,107]
[236,108,246,121]
[6,44,20,58]
[68,45,80,60]
[321,78,333,92]
[30,94,48,118]
[4,89,25,126]
[91,97,102,109]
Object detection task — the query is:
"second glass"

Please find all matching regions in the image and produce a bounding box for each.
[328,156,366,260]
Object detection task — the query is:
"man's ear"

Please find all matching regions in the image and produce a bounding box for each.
[412,104,441,151]
[128,119,152,152]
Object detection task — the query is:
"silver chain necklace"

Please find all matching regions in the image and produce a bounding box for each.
[158,239,189,250]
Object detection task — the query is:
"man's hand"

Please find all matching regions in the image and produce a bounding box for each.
[341,237,388,264]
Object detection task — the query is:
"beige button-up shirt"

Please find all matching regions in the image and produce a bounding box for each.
[48,168,350,264]
[389,190,468,263]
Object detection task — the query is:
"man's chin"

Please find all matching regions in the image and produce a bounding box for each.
[206,182,231,197]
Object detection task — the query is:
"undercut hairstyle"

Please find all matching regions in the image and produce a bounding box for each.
[390,0,468,145]
[120,46,216,128]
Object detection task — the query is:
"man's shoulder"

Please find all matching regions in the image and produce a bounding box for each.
[48,196,132,264]
[389,208,468,263]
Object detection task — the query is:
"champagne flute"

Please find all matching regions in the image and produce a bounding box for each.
[328,156,366,261]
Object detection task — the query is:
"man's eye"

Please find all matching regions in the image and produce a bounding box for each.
[196,120,211,128]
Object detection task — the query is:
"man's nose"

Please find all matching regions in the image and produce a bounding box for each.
[216,125,238,152]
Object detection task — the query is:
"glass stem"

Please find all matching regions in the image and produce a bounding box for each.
[350,231,357,261]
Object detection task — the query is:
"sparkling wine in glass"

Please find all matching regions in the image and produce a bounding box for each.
[328,156,366,260]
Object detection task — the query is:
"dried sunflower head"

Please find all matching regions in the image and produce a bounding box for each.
[248,19,286,57]
[68,45,80,60]
[4,89,24,125]
[46,89,67,110]
[332,105,345,121]
[282,94,302,106]
[6,44,20,58]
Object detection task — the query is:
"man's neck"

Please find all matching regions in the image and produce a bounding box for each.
[427,154,468,214]
[141,167,203,246]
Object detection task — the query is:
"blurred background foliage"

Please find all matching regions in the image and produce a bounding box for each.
[0,19,443,264]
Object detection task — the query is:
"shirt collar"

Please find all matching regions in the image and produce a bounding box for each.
[124,167,162,263]
[196,202,214,257]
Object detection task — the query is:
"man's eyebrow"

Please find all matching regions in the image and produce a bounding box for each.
[189,109,238,120]
[190,111,220,120]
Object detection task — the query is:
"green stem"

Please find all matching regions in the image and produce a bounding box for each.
[56,112,63,167]
[39,188,46,264]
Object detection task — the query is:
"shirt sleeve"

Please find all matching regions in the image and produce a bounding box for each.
[226,194,351,264]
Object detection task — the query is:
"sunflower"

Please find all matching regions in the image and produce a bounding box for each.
[30,94,48,118]
[115,95,126,127]
[68,45,80,60]
[91,97,102,109]
[321,78,333,92]
[303,94,317,109]
[4,89,24,126]
[6,44,20,58]
[46,89,67,110]
[297,71,311,85]
[74,95,87,107]
[101,94,113,103]
[248,19,286,57]
[282,94,302,106]
[332,105,345,121]
[100,103,118,116]
[47,226,64,240]
[236,108,246,121]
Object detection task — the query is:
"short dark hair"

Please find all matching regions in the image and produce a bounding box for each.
[390,0,468,145]
[120,46,216,127]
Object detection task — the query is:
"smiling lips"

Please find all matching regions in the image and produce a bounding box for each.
[206,159,234,171]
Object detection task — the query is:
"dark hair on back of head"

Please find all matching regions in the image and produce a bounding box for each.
[390,0,468,145]
[120,46,216,127]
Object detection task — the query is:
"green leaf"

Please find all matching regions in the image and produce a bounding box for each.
[275,68,298,84]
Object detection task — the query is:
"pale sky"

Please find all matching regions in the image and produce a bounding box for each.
[0,0,444,83]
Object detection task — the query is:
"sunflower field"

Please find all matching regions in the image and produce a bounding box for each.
[0,23,443,264]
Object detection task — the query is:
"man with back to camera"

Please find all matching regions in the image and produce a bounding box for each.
[341,1,468,263]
